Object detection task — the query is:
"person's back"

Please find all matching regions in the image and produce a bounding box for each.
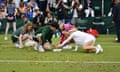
[71,31,95,45]
[12,27,26,37]
[59,30,103,54]
[35,25,50,34]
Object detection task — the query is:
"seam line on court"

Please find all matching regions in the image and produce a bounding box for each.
[0,60,120,64]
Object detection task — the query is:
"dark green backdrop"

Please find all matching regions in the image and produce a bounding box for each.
[0,0,115,34]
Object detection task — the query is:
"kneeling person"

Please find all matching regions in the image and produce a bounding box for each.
[11,23,36,48]
[34,22,59,52]
[55,30,103,54]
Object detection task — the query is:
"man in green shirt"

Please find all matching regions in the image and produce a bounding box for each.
[34,21,59,51]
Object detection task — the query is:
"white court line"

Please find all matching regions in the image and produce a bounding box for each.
[0,60,120,64]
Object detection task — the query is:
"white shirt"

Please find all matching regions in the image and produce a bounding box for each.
[63,0,67,3]
[24,0,28,2]
[60,31,95,46]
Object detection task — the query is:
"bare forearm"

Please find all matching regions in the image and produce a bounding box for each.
[19,35,23,48]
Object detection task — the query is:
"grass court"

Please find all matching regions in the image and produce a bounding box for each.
[0,34,120,72]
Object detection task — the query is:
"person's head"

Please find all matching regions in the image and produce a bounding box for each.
[26,3,31,10]
[0,8,2,13]
[74,0,79,3]
[34,8,41,17]
[47,12,52,18]
[19,2,24,8]
[1,3,6,9]
[115,0,120,3]
[20,0,23,2]
[59,23,65,31]
[7,0,13,3]
[34,7,40,13]
[50,21,59,31]
[46,7,50,13]
[23,22,33,32]
[16,8,20,13]
[22,15,28,22]
[36,12,41,17]
[73,0,79,8]
[43,42,51,50]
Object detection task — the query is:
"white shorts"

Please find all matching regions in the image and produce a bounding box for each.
[84,35,96,44]
[25,39,36,47]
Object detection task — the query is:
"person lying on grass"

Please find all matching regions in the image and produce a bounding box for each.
[54,29,103,54]
[11,22,37,48]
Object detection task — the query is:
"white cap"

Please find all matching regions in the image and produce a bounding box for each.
[33,6,39,11]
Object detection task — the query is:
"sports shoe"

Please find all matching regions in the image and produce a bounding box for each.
[19,45,23,48]
[97,44,103,53]
[38,45,45,52]
[115,37,118,41]
[53,49,62,52]
[73,45,79,52]
[34,42,39,51]
[96,46,101,54]
[4,37,8,40]
[15,43,23,48]
[15,43,20,48]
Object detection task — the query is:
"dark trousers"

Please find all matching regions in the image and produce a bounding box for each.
[115,23,120,41]
[38,1,47,12]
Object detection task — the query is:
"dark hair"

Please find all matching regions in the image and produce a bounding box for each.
[21,15,27,19]
[23,22,33,31]
[50,21,59,29]
[8,0,13,3]
[0,8,2,11]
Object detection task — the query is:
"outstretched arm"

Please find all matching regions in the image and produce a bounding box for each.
[60,33,74,47]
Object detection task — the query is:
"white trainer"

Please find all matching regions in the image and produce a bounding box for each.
[38,45,45,52]
[73,45,79,52]
[34,42,39,51]
[53,49,62,52]
[96,46,101,54]
[115,37,118,41]
[4,37,8,40]
[15,43,20,48]
[18,45,23,48]
[97,44,103,53]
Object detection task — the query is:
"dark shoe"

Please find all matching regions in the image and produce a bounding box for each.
[116,40,120,43]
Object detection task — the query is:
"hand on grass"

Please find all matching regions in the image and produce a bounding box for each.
[51,44,62,49]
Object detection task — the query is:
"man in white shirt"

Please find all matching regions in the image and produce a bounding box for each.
[54,30,103,54]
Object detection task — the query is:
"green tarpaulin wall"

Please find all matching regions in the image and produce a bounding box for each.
[0,16,115,34]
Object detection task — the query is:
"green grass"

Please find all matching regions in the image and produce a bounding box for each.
[0,34,120,72]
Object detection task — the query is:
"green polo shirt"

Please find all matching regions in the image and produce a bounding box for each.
[35,25,54,45]
[12,27,27,38]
